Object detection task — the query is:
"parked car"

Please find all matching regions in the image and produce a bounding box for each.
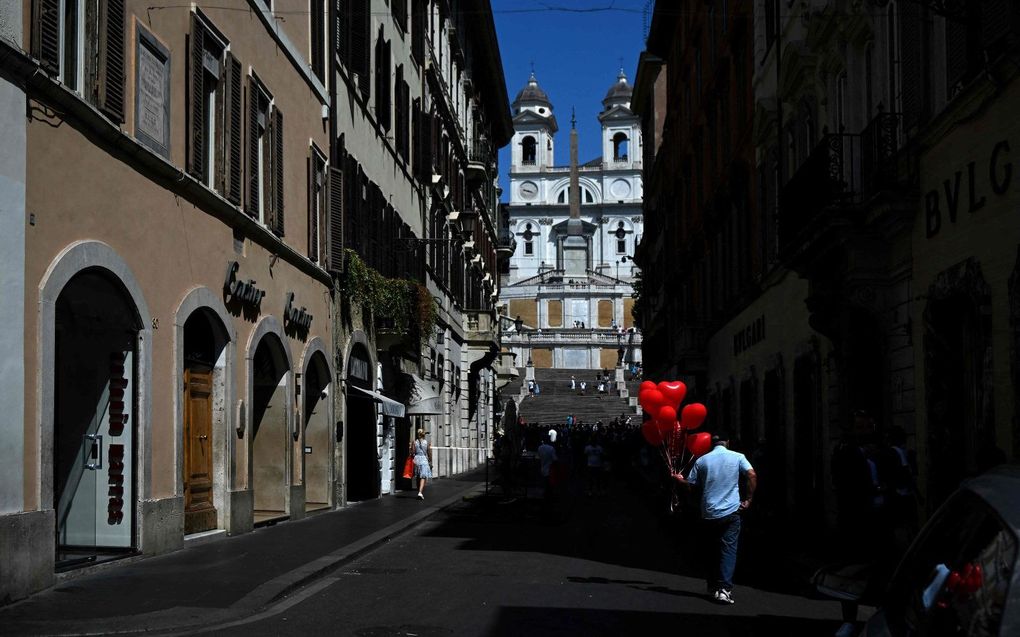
[814,465,1020,636]
[859,465,1020,636]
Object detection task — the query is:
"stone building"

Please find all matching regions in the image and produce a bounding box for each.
[0,0,510,603]
[501,71,644,370]
[635,0,1020,527]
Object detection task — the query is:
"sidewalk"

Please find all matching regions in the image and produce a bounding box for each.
[1,473,485,636]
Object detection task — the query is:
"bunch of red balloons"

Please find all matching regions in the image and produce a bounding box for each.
[637,380,711,458]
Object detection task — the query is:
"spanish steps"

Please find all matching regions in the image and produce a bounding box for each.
[501,367,644,427]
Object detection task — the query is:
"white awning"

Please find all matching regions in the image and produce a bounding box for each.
[350,385,406,418]
[405,373,443,416]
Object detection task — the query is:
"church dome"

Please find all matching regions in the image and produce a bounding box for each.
[512,72,552,109]
[602,69,633,109]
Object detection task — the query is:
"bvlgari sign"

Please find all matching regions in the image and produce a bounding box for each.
[224,261,266,309]
[925,139,1012,238]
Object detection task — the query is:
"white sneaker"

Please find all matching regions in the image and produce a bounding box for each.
[417,493,424,500]
[715,589,734,605]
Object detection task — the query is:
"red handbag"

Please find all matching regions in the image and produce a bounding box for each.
[402,455,415,479]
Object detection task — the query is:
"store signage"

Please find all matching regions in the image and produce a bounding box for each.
[107,352,128,525]
[108,444,126,524]
[733,315,766,356]
[284,292,313,330]
[925,139,1012,238]
[223,261,266,308]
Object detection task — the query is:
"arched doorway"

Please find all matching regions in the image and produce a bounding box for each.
[303,351,332,511]
[346,344,379,501]
[54,270,140,568]
[251,334,290,524]
[182,309,229,533]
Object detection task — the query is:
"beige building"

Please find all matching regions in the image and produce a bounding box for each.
[0,0,511,603]
[2,0,337,599]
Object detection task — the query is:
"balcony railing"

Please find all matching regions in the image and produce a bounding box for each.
[860,112,903,200]
[779,133,862,248]
[503,331,644,346]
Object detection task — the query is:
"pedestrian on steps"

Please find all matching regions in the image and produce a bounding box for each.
[410,429,433,500]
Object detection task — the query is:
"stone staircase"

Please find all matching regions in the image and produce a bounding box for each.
[514,368,641,427]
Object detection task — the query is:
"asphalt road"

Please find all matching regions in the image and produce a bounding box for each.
[181,469,851,637]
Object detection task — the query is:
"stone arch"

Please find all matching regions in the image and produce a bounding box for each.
[173,287,236,531]
[38,240,153,514]
[299,337,333,509]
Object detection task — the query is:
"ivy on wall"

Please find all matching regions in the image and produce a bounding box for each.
[341,249,437,346]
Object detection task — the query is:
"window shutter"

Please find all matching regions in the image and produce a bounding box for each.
[33,0,61,76]
[981,0,1015,59]
[899,1,924,133]
[411,0,424,66]
[98,0,126,123]
[311,0,325,81]
[945,18,967,98]
[188,16,207,179]
[247,77,260,217]
[382,39,392,130]
[308,156,318,263]
[328,166,344,273]
[352,0,370,96]
[337,0,349,66]
[273,107,285,236]
[224,54,243,205]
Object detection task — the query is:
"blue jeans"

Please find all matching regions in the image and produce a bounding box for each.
[705,512,741,591]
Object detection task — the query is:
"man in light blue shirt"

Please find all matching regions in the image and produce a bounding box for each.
[681,431,756,605]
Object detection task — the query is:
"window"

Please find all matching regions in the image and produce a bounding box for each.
[188,14,243,204]
[615,222,627,254]
[613,132,629,161]
[33,0,125,121]
[523,223,534,255]
[411,0,425,65]
[395,66,410,162]
[584,188,594,204]
[374,28,391,130]
[557,190,566,204]
[836,72,847,132]
[887,2,901,113]
[246,74,284,235]
[310,0,325,82]
[308,146,327,263]
[338,0,370,95]
[521,136,537,165]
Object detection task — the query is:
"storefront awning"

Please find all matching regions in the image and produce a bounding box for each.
[405,373,443,415]
[350,385,406,418]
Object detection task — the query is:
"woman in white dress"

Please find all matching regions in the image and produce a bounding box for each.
[410,429,433,499]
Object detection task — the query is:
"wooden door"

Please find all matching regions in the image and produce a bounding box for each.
[184,369,217,533]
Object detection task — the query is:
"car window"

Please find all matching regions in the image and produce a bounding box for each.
[885,491,1015,636]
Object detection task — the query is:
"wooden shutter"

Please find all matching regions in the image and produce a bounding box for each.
[328,166,344,273]
[352,0,370,96]
[411,0,424,65]
[224,54,243,205]
[188,16,207,179]
[337,0,349,66]
[97,0,125,123]
[311,0,325,81]
[33,0,61,76]
[308,155,319,263]
[273,107,285,236]
[247,76,260,216]
[382,39,392,130]
[899,1,924,133]
[412,100,421,179]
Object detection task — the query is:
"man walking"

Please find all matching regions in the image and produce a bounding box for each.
[679,431,756,604]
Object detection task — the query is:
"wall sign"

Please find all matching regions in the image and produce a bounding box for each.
[925,139,1012,238]
[223,261,266,308]
[733,315,766,356]
[284,292,313,330]
[349,355,370,382]
[134,26,171,158]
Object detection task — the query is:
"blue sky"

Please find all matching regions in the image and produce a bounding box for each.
[491,0,650,200]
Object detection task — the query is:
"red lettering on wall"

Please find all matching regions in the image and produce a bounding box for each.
[108,443,126,525]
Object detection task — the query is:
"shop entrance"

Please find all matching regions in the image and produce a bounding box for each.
[346,345,379,501]
[54,271,138,569]
[252,335,290,525]
[182,310,228,533]
[303,352,332,511]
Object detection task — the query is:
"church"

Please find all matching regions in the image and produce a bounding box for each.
[500,71,644,370]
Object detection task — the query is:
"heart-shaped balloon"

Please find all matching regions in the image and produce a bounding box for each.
[639,389,666,414]
[686,431,712,457]
[641,420,663,446]
[639,380,657,393]
[657,381,687,409]
[680,403,708,430]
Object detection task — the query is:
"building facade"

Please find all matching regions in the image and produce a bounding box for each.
[0,0,510,603]
[635,0,1020,529]
[501,72,643,370]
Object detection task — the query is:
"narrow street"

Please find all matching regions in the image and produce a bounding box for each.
[201,466,850,636]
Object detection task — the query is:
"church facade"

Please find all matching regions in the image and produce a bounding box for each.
[501,72,644,370]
